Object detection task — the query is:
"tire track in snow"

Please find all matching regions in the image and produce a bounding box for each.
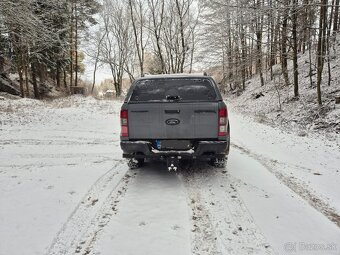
[72,170,137,255]
[185,189,221,255]
[45,161,130,255]
[180,163,275,255]
[0,139,114,146]
[178,170,220,255]
[231,142,340,228]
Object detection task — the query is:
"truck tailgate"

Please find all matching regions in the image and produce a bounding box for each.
[128,102,219,139]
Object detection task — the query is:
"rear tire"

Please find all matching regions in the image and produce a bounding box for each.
[210,157,226,168]
[127,158,144,169]
[137,158,145,167]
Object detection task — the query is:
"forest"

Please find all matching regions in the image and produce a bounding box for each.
[0,0,339,105]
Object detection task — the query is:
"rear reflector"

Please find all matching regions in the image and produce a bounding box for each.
[120,110,129,137]
[121,126,128,137]
[219,125,227,133]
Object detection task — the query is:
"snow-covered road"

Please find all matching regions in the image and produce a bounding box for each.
[1,96,339,255]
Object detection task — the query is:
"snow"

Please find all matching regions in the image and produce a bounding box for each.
[0,96,125,255]
[1,95,340,255]
[229,149,340,255]
[229,110,340,217]
[227,37,340,144]
[93,164,191,255]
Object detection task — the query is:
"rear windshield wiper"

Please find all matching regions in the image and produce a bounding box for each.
[166,95,181,101]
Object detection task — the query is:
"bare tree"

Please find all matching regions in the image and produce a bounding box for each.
[100,0,134,96]
[147,0,166,73]
[128,0,148,77]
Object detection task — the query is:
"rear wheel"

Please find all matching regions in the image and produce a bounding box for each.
[209,157,226,168]
[127,158,144,169]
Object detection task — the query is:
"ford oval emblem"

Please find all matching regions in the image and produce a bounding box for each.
[166,118,180,125]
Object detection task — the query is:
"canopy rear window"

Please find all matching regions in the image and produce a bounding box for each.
[130,78,217,102]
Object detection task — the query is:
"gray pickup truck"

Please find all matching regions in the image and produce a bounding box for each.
[120,74,230,171]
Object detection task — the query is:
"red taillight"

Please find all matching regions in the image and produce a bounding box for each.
[218,107,228,136]
[120,109,128,118]
[120,110,128,137]
[219,108,227,117]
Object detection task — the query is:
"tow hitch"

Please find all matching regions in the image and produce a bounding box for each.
[166,156,179,172]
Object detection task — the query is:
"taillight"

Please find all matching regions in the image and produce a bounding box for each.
[120,110,128,137]
[218,107,228,136]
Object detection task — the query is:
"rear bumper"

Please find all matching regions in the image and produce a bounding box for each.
[120,140,229,159]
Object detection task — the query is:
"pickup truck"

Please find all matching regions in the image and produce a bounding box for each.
[120,74,230,171]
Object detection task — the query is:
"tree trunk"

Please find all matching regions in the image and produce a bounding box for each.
[56,61,61,87]
[189,29,195,73]
[70,1,74,87]
[256,0,264,86]
[302,0,310,53]
[333,0,339,35]
[308,2,314,88]
[92,57,98,95]
[308,37,313,88]
[24,65,29,97]
[0,56,4,74]
[281,1,290,87]
[269,0,276,80]
[75,2,78,87]
[31,62,40,99]
[91,30,107,95]
[175,0,186,73]
[316,0,328,105]
[292,0,299,97]
[327,0,335,86]
[12,32,24,97]
[227,25,233,89]
[18,69,24,98]
[63,68,67,88]
[240,24,246,90]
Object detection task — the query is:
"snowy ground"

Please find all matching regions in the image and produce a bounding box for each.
[227,36,340,144]
[1,96,340,255]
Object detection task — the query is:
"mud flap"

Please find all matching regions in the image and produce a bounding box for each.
[166,156,179,172]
